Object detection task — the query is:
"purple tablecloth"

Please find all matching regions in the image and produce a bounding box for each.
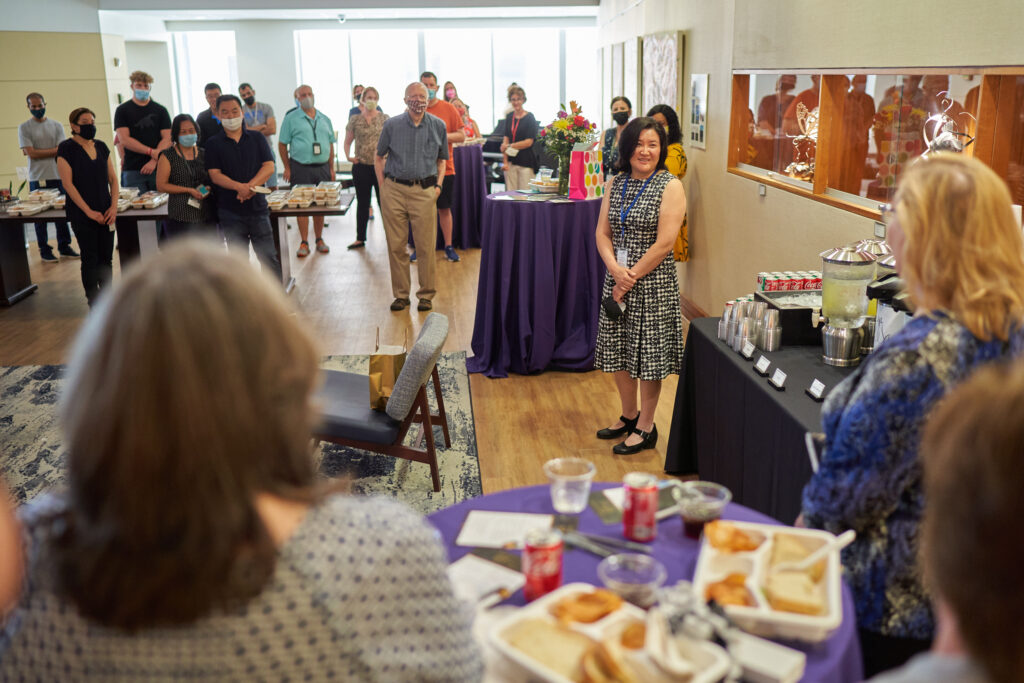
[440,144,486,250]
[427,483,864,683]
[466,193,604,378]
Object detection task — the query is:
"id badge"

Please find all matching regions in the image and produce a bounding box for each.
[312,142,322,156]
[616,248,629,267]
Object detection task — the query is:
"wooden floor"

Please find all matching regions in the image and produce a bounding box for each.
[0,214,682,494]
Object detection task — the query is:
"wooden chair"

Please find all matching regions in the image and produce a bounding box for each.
[314,313,450,491]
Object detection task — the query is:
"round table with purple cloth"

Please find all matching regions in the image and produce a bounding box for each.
[466,192,604,378]
[427,483,864,683]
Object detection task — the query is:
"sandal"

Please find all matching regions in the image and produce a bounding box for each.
[296,240,310,257]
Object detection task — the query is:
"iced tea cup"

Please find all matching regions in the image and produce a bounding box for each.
[543,458,596,514]
[672,481,731,540]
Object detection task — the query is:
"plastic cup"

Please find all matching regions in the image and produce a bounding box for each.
[597,553,668,607]
[672,481,732,540]
[543,458,596,514]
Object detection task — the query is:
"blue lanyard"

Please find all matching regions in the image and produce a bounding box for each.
[619,171,657,239]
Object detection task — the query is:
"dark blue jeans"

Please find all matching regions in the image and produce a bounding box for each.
[121,169,158,193]
[29,179,72,254]
[217,208,282,282]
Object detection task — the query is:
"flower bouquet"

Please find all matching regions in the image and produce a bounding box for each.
[540,101,598,194]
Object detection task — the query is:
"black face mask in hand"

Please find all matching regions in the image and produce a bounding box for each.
[612,112,630,126]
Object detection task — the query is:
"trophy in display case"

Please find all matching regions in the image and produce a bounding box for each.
[784,103,818,181]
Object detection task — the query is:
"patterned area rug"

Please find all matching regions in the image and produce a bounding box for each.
[0,352,482,516]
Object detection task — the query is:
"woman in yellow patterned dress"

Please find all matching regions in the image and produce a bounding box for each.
[647,104,689,261]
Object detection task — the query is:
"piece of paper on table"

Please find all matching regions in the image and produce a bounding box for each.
[491,194,514,201]
[455,510,554,548]
[447,554,526,605]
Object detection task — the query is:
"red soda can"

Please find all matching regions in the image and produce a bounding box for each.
[623,472,659,542]
[757,272,770,291]
[523,528,563,601]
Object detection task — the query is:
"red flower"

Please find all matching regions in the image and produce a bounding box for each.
[540,129,547,136]
[574,115,585,127]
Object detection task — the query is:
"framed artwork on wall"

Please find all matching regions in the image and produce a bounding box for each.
[642,31,684,116]
[689,73,709,149]
[624,37,641,115]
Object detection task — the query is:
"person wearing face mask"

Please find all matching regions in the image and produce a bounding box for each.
[195,82,223,146]
[56,107,119,307]
[374,82,448,312]
[347,84,385,119]
[17,91,77,262]
[420,71,464,263]
[602,96,632,178]
[443,81,458,103]
[647,104,688,262]
[344,86,388,250]
[451,98,480,139]
[156,114,215,238]
[500,86,539,191]
[238,83,278,189]
[205,94,280,280]
[113,70,172,192]
[278,84,336,257]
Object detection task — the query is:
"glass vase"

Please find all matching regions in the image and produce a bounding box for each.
[557,153,571,195]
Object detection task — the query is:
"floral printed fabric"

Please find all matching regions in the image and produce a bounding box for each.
[802,311,1024,639]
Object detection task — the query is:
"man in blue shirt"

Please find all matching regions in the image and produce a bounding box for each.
[205,94,281,281]
[375,82,448,312]
[278,84,335,257]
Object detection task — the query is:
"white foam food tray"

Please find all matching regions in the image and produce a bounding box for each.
[528,181,559,194]
[691,522,842,643]
[488,583,730,683]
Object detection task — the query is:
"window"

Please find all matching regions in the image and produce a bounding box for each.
[565,28,600,131]
[294,30,354,132]
[491,28,560,133]
[423,29,495,133]
[729,70,1018,219]
[172,31,238,118]
[349,30,419,119]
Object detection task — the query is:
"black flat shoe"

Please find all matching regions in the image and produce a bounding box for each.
[613,424,658,455]
[596,413,640,440]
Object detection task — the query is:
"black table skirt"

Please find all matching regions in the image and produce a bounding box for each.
[665,317,855,523]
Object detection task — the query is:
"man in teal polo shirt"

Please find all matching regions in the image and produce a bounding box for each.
[278,84,335,256]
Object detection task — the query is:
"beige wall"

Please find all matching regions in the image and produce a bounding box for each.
[1,31,124,194]
[598,0,1024,315]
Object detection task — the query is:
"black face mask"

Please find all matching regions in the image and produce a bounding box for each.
[76,124,97,140]
[243,96,255,106]
[612,111,630,126]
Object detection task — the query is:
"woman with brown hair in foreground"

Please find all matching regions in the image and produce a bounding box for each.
[0,241,482,681]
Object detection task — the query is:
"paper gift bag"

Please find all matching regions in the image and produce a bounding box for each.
[368,328,407,411]
[568,148,604,200]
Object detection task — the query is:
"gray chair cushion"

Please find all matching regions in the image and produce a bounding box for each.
[315,370,402,445]
[386,313,449,421]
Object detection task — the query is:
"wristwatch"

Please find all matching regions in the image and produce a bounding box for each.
[435,184,442,189]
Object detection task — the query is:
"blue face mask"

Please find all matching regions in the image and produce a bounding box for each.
[134,88,151,101]
[294,98,301,108]
[30,108,46,119]
[178,133,198,147]
[426,87,437,100]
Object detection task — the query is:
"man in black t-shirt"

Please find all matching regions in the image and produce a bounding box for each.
[195,82,223,146]
[113,69,172,192]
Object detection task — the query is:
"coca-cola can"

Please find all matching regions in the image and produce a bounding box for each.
[792,272,808,290]
[809,271,822,290]
[623,472,659,542]
[757,272,771,291]
[523,528,563,601]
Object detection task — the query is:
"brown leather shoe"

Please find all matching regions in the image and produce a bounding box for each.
[417,299,433,311]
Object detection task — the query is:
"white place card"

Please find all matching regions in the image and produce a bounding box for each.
[741,341,756,359]
[447,554,525,606]
[770,368,787,389]
[807,379,826,400]
[455,510,553,549]
[754,356,771,375]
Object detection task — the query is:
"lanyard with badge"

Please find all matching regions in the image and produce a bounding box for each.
[306,114,322,156]
[615,171,657,267]
[507,114,522,158]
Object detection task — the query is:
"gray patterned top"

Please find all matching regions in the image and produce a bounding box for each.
[0,493,483,682]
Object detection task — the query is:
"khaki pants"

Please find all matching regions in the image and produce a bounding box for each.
[380,178,437,301]
[504,164,534,191]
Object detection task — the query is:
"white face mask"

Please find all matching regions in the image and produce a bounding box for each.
[221,116,243,131]
[300,96,314,111]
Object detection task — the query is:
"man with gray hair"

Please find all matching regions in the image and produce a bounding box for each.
[375,82,448,312]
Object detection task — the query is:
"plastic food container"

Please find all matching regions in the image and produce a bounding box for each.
[691,521,843,643]
[489,583,730,683]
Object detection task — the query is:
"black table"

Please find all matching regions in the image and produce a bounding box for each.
[665,316,856,523]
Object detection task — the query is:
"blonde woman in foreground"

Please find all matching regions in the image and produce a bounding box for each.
[800,154,1024,677]
[0,241,482,681]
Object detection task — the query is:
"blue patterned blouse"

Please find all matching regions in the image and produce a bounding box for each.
[802,311,1024,639]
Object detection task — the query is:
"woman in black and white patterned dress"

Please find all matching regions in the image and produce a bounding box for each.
[594,118,687,454]
[156,113,216,238]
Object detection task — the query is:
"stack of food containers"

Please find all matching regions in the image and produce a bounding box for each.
[313,181,343,206]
